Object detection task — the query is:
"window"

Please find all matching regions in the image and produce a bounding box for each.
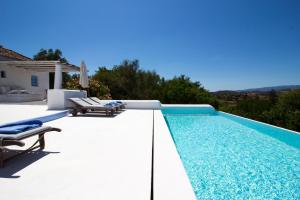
[0,71,6,78]
[31,75,38,87]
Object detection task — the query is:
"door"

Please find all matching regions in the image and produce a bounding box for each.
[49,72,55,89]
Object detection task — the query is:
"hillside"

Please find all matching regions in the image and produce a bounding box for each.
[237,85,300,93]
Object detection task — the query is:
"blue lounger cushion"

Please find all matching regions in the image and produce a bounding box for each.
[105,102,119,107]
[0,120,43,134]
[108,100,124,104]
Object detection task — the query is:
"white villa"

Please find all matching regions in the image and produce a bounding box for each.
[0,46,80,102]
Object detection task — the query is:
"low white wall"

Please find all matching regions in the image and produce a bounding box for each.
[0,93,44,102]
[154,110,196,200]
[162,104,214,108]
[99,100,161,109]
[48,89,87,110]
[122,100,161,109]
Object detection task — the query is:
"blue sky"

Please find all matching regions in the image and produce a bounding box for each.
[1,0,300,91]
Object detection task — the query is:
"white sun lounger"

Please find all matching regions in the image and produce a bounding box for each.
[68,98,117,116]
[89,97,126,109]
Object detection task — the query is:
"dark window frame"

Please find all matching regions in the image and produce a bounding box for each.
[31,75,39,87]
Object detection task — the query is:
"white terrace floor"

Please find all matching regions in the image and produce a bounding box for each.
[0,104,195,200]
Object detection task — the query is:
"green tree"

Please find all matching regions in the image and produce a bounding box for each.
[33,48,68,63]
[94,59,161,100]
[268,89,278,105]
[160,75,218,106]
[263,89,300,131]
[234,98,272,121]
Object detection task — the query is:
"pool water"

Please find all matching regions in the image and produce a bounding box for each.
[163,108,300,199]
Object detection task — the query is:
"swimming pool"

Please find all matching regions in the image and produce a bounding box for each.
[162,106,300,200]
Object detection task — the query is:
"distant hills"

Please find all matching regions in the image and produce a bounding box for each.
[237,85,300,92]
[214,85,300,94]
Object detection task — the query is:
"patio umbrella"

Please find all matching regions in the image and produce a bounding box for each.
[79,60,89,88]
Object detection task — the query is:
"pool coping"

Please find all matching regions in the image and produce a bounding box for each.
[154,110,197,200]
[162,104,214,108]
[219,111,300,135]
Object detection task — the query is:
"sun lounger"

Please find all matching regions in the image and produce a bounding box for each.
[68,97,117,116]
[0,120,61,167]
[83,98,122,111]
[81,98,120,111]
[90,97,126,109]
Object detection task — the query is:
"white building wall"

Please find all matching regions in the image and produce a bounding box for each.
[0,64,49,95]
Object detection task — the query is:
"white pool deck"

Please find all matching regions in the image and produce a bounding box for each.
[0,104,65,125]
[0,104,196,200]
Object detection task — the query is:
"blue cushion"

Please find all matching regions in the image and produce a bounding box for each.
[0,120,43,134]
[104,103,114,107]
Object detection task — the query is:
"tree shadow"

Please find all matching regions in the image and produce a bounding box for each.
[0,149,60,178]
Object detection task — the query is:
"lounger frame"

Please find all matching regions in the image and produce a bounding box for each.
[0,126,61,167]
[69,98,116,116]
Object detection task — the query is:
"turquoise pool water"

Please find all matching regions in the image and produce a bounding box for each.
[162,107,300,200]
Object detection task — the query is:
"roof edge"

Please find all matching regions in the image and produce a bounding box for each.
[0,46,32,61]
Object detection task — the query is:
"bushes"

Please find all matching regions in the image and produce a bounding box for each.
[65,75,111,99]
[219,90,300,132]
[160,75,218,106]
[94,60,161,100]
[263,90,300,131]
